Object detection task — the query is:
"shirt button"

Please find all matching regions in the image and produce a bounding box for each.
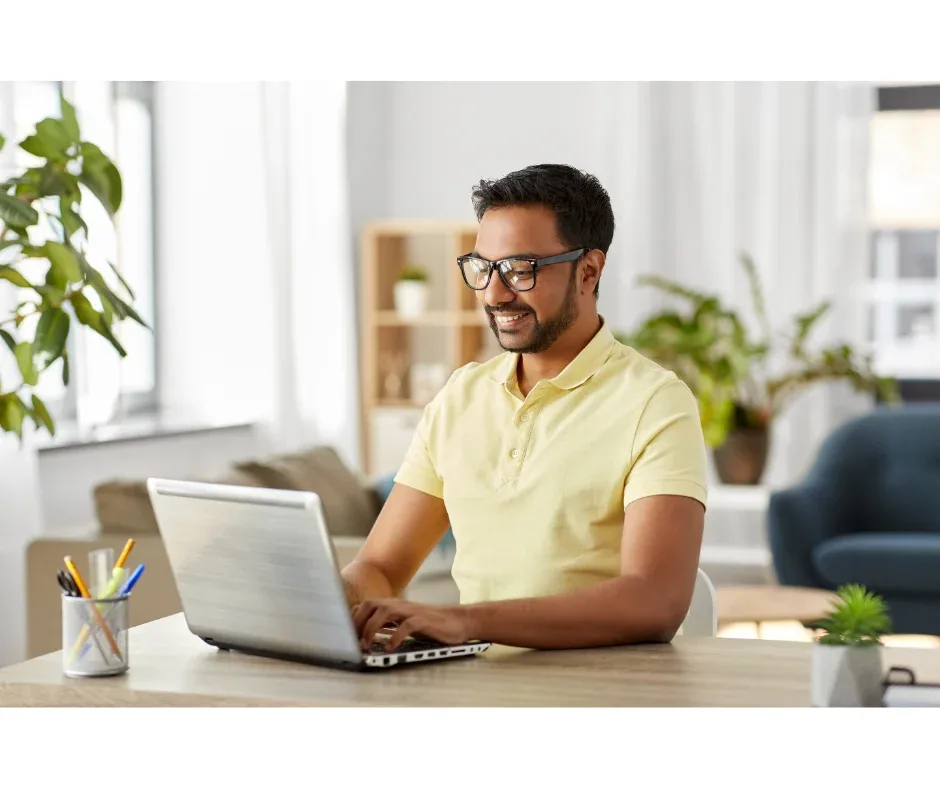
[510,449,520,459]
[520,413,530,422]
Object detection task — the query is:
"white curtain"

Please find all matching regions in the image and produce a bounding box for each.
[605,82,875,487]
[259,82,361,469]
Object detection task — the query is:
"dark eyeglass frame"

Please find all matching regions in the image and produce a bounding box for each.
[456,248,586,292]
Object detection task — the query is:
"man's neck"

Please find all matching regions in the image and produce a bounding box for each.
[516,314,603,397]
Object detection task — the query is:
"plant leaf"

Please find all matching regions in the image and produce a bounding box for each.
[19,134,58,160]
[0,193,39,229]
[61,350,70,386]
[60,97,80,142]
[108,261,136,300]
[44,241,83,283]
[0,132,4,152]
[79,142,123,216]
[34,307,70,368]
[0,265,32,288]
[0,328,15,353]
[59,204,87,239]
[69,291,127,357]
[30,393,55,436]
[14,342,38,386]
[0,393,28,439]
[0,239,23,253]
[35,118,73,159]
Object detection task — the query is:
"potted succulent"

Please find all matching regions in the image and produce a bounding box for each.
[616,252,899,484]
[394,264,429,318]
[811,584,891,707]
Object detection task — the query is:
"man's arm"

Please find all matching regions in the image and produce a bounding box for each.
[355,493,704,650]
[341,482,450,605]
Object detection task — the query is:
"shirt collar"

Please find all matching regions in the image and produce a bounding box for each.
[489,318,617,393]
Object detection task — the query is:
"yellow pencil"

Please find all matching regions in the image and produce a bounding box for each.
[114,538,135,571]
[64,556,121,658]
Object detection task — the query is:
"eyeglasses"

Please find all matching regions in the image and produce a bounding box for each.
[456,248,585,292]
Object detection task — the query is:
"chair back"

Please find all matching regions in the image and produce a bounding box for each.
[680,568,717,637]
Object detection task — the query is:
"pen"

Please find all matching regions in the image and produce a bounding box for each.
[64,556,122,658]
[75,564,146,661]
[114,538,135,570]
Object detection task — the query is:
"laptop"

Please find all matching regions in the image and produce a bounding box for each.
[146,478,491,670]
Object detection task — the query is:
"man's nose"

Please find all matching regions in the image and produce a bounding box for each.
[483,268,514,308]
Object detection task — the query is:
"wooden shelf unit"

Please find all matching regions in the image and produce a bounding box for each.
[359,220,500,476]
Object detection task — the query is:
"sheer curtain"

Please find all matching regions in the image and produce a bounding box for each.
[259,82,361,469]
[606,82,875,487]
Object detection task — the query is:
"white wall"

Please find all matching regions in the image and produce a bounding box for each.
[346,81,642,329]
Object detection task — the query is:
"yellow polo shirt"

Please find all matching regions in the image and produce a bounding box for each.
[394,321,708,605]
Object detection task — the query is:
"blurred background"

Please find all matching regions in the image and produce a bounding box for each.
[1,81,939,667]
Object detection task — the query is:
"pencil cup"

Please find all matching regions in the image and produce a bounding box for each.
[61,593,130,678]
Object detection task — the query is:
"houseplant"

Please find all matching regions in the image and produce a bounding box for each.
[617,252,898,484]
[810,584,891,707]
[394,264,429,318]
[0,95,145,441]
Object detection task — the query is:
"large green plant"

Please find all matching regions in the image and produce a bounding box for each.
[0,96,145,441]
[617,253,898,447]
[815,584,891,647]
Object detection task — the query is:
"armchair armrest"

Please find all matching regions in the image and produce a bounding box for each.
[767,484,852,588]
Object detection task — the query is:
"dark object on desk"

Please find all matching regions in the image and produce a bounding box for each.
[768,405,940,635]
[56,570,81,597]
[883,666,940,707]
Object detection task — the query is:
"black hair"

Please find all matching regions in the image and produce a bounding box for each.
[470,164,615,297]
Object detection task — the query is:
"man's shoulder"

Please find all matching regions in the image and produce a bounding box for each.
[604,340,688,400]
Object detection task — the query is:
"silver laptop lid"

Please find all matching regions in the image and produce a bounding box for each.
[146,478,363,665]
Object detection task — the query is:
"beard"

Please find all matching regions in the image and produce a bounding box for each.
[487,267,580,354]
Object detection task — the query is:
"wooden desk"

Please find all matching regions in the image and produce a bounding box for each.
[2,614,939,707]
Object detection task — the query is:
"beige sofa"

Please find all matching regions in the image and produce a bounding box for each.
[25,446,458,659]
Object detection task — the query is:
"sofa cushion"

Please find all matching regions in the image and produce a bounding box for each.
[95,468,264,535]
[813,533,940,596]
[235,446,378,537]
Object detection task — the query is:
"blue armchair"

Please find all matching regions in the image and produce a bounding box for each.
[768,405,940,635]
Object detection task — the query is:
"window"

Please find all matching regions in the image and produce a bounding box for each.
[866,84,940,392]
[0,81,157,429]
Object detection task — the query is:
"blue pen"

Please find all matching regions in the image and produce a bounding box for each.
[77,564,146,660]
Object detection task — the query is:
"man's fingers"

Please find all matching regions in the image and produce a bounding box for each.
[384,618,420,652]
[352,601,377,633]
[361,605,400,649]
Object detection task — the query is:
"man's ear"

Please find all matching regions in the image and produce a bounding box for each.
[580,250,606,295]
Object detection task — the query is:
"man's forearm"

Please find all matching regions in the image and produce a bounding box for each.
[341,560,398,606]
[461,575,686,650]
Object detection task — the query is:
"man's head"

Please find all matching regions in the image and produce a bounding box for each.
[465,164,614,354]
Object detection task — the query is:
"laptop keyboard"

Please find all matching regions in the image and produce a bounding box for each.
[367,637,443,655]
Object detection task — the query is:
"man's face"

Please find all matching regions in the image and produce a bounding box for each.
[473,205,582,354]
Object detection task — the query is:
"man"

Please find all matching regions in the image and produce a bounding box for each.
[344,163,708,652]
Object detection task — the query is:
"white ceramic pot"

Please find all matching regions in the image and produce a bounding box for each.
[394,280,428,318]
[811,643,884,707]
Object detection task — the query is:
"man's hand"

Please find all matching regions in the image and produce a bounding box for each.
[352,599,471,651]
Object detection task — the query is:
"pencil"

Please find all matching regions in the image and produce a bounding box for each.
[114,539,135,570]
[64,556,122,658]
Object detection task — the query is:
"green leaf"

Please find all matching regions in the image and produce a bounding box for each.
[0,393,28,438]
[44,241,83,283]
[108,261,136,300]
[0,132,4,152]
[61,350,70,386]
[38,165,71,198]
[60,97,80,142]
[0,239,23,253]
[19,134,59,160]
[69,291,127,357]
[14,342,38,386]
[35,118,73,159]
[79,142,122,216]
[59,205,87,239]
[0,193,40,229]
[30,393,55,436]
[79,255,147,328]
[0,265,32,288]
[34,307,70,368]
[0,328,15,353]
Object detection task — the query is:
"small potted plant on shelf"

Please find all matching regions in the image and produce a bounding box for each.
[811,584,891,707]
[394,264,429,319]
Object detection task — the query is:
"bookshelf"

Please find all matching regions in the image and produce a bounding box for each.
[359,220,501,476]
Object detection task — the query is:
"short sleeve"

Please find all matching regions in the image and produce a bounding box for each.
[392,367,470,499]
[393,402,444,499]
[623,377,708,510]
